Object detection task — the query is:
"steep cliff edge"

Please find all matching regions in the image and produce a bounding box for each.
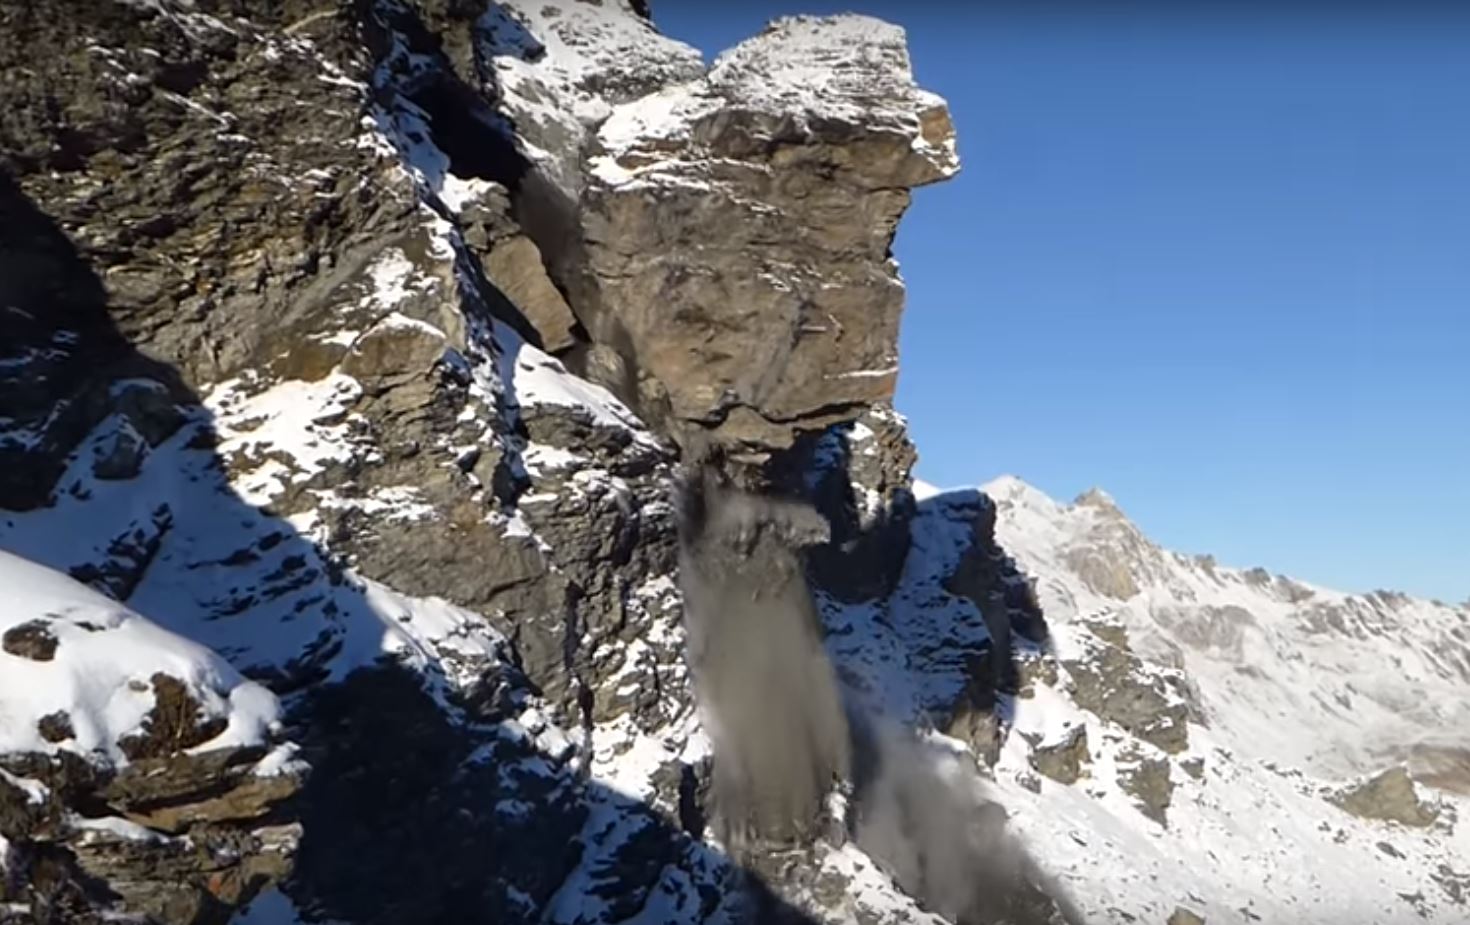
[8,3,1460,924]
[0,3,1021,923]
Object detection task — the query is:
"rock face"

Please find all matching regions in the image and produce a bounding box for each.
[10,2,1464,924]
[0,2,1000,924]
[566,16,959,455]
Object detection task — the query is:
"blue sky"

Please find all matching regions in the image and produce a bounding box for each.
[655,3,1469,602]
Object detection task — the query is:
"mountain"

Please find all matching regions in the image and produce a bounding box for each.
[970,475,1470,922]
[0,1,1465,924]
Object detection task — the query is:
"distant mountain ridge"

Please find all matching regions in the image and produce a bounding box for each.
[956,473,1470,922]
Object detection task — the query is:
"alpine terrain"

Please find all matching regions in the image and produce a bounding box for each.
[0,2,1465,924]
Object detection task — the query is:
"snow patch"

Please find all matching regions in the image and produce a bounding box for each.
[0,549,280,764]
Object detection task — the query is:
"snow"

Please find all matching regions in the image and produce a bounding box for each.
[251,742,308,779]
[365,250,434,311]
[72,815,177,845]
[0,768,47,805]
[588,14,958,195]
[498,322,658,443]
[968,475,1470,922]
[206,372,363,505]
[911,479,942,501]
[0,549,281,764]
[484,0,703,192]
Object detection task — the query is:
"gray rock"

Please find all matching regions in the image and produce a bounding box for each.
[91,422,147,480]
[1118,751,1174,825]
[1030,726,1090,785]
[1065,642,1191,755]
[482,234,579,353]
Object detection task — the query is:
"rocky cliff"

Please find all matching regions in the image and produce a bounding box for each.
[4,3,1464,925]
[0,2,1036,923]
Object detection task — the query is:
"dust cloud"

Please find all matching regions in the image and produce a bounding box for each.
[676,468,1078,924]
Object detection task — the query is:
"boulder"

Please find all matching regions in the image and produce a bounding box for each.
[2,620,58,661]
[1030,726,1090,785]
[481,234,579,353]
[1118,751,1174,825]
[570,15,958,455]
[1331,766,1439,828]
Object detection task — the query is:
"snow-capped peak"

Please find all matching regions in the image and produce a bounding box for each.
[965,476,1470,922]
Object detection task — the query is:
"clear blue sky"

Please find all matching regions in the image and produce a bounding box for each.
[655,3,1470,603]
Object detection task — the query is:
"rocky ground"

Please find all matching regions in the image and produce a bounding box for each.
[0,2,1465,924]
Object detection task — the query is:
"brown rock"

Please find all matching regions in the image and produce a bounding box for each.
[117,673,228,761]
[104,746,302,834]
[483,234,579,353]
[339,315,448,389]
[1168,907,1205,925]
[1331,766,1438,828]
[36,710,75,743]
[3,620,58,661]
[565,16,958,455]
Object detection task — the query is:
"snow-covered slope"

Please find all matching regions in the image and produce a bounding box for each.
[0,549,281,762]
[8,0,1463,922]
[969,475,1470,923]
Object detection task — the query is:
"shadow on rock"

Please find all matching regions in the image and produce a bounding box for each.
[285,661,823,925]
[0,166,818,925]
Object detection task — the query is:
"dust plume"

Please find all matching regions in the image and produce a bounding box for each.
[676,468,1077,923]
[676,469,849,849]
[850,719,1078,925]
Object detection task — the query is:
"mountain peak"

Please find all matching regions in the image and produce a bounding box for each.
[1073,486,1122,513]
[981,473,1044,500]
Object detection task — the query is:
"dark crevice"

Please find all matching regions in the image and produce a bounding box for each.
[406,76,529,188]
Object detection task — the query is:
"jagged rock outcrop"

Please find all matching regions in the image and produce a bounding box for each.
[1063,626,1194,755]
[0,552,300,924]
[0,2,997,923]
[569,16,958,456]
